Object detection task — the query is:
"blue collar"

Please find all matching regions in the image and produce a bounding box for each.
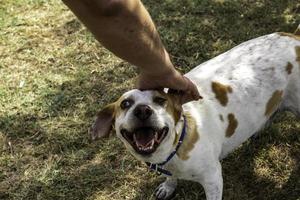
[145,115,187,176]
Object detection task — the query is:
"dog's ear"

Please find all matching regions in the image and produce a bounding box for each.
[166,90,183,123]
[91,103,115,140]
[167,89,184,105]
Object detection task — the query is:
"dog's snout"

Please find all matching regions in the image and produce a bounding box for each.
[134,105,153,121]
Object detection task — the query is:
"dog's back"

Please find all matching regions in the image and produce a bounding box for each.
[184,31,300,158]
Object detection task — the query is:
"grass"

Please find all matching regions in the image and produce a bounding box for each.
[0,0,299,199]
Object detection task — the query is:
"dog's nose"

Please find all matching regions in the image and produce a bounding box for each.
[134,105,153,121]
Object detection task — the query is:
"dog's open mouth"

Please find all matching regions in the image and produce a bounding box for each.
[121,126,169,155]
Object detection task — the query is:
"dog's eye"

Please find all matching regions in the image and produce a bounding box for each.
[153,96,167,105]
[120,99,133,109]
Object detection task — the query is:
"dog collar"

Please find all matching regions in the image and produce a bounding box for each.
[145,115,187,176]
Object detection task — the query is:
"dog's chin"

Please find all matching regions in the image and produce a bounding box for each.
[120,126,169,156]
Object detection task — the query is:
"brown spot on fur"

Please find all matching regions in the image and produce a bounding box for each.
[286,62,293,74]
[156,91,182,123]
[226,113,238,137]
[176,113,199,160]
[265,90,283,116]
[114,96,126,118]
[278,32,300,40]
[219,114,224,122]
[211,82,233,106]
[173,131,179,146]
[167,102,181,123]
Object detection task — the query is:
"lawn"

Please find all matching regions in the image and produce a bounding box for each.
[0,0,299,199]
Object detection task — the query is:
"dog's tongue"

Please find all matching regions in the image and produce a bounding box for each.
[133,128,156,148]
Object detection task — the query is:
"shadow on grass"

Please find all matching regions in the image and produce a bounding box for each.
[1,112,298,199]
[0,61,137,199]
[144,0,299,70]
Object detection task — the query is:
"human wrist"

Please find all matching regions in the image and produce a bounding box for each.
[140,66,177,78]
[139,48,177,76]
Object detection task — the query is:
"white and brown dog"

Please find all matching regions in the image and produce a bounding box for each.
[91,27,300,200]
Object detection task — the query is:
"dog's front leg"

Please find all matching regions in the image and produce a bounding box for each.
[199,161,223,200]
[155,177,177,200]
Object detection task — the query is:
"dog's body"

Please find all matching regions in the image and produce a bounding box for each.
[93,31,300,200]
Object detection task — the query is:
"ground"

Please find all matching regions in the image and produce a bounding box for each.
[0,0,299,199]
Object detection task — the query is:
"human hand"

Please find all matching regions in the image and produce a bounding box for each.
[137,69,202,104]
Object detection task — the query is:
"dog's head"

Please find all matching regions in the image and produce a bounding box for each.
[91,89,182,162]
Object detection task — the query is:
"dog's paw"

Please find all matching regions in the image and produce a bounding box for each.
[155,182,176,200]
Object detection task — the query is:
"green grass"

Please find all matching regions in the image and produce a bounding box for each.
[0,0,299,199]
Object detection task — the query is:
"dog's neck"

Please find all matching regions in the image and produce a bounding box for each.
[174,112,198,161]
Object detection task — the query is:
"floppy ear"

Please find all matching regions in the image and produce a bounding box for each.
[166,90,183,123]
[91,103,115,140]
[167,89,184,105]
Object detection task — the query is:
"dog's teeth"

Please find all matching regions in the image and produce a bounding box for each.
[151,139,155,147]
[137,146,153,152]
[155,132,158,140]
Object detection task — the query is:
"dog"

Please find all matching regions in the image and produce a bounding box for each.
[91,27,300,200]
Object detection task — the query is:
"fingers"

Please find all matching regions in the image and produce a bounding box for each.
[168,72,202,103]
[180,76,202,103]
[136,71,202,104]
